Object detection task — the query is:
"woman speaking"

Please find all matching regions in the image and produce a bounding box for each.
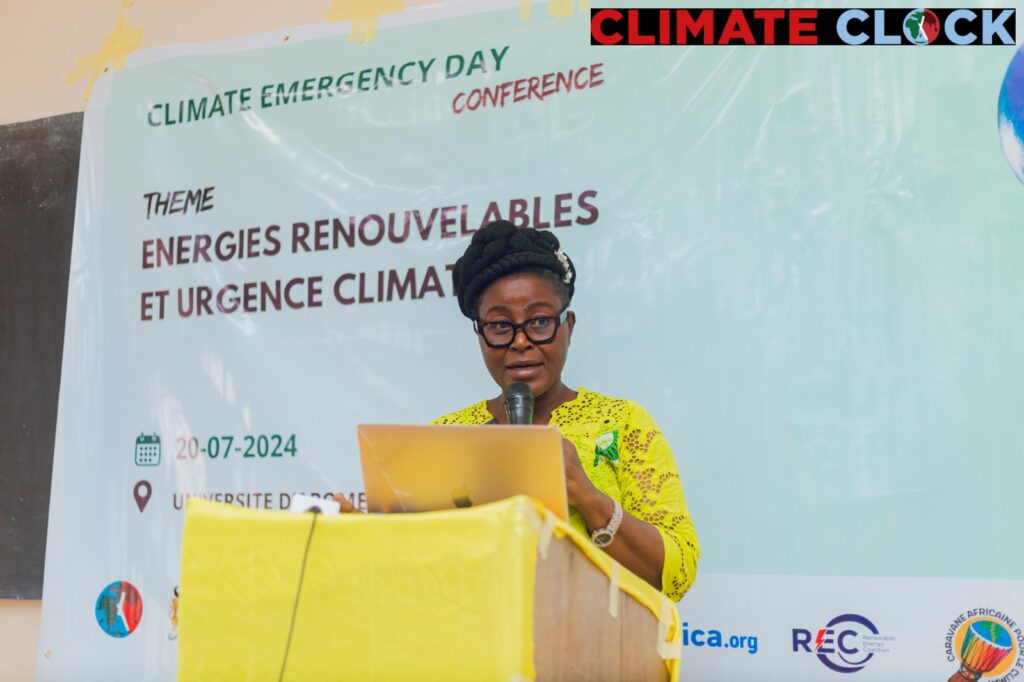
[434,220,700,601]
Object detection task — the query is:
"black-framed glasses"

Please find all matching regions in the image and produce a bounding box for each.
[474,308,569,349]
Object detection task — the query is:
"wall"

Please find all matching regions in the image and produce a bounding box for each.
[1,0,442,675]
[0,0,449,125]
[0,600,42,680]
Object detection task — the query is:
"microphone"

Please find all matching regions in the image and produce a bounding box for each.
[503,382,535,425]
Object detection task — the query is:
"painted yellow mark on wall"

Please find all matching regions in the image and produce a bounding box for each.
[326,0,407,44]
[66,0,143,102]
[520,0,590,22]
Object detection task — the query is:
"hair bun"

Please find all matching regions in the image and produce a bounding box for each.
[452,220,575,318]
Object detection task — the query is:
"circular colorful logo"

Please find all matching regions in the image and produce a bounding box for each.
[903,8,940,45]
[999,45,1024,185]
[947,610,1023,682]
[95,581,143,638]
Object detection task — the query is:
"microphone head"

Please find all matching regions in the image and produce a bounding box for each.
[503,382,535,425]
[504,382,533,400]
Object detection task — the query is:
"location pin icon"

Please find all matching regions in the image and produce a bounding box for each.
[134,480,152,512]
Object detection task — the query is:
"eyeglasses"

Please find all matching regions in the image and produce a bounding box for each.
[474,308,569,349]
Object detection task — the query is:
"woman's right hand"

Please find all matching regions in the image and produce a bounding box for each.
[332,493,364,513]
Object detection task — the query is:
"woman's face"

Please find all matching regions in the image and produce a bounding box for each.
[475,272,575,399]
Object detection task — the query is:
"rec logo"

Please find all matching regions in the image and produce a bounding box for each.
[590,8,1016,46]
[792,613,894,673]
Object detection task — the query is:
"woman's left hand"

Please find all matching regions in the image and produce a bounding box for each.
[561,438,610,525]
[561,440,663,589]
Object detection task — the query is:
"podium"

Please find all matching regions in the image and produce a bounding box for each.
[178,496,682,681]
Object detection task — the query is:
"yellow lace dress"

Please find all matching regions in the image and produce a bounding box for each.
[432,386,699,601]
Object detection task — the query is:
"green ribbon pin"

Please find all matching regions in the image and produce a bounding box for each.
[593,430,619,467]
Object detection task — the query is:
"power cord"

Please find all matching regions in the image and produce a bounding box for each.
[278,509,319,682]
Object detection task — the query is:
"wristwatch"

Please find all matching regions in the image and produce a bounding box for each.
[590,500,623,548]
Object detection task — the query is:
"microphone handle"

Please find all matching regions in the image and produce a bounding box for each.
[504,394,534,425]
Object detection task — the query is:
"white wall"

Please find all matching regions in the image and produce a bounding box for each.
[0,600,41,680]
[0,0,445,125]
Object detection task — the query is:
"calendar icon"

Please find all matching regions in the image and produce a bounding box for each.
[135,433,161,466]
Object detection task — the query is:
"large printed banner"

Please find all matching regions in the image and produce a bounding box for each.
[40,1,1024,679]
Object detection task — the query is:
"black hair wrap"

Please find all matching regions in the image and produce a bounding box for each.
[451,220,576,319]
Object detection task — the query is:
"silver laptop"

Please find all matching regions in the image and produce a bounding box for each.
[357,424,568,521]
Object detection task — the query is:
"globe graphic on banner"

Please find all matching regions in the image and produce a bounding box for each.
[1000,44,1024,185]
[94,580,143,638]
[903,8,940,44]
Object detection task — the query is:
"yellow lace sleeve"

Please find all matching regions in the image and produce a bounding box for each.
[618,404,700,602]
[431,401,492,425]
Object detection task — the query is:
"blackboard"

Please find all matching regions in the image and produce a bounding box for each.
[0,112,82,599]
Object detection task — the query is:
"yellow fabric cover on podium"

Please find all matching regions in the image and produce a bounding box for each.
[178,496,681,681]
